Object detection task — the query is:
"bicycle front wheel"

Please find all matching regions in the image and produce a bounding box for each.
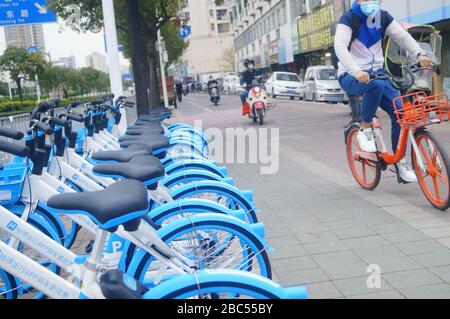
[412,130,450,210]
[346,125,381,190]
[127,214,272,284]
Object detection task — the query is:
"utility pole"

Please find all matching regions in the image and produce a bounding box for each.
[158,26,169,108]
[29,25,41,103]
[101,0,124,97]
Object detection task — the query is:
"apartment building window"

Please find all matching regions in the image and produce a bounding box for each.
[216,9,227,20]
[310,0,321,10]
[218,23,230,33]
[210,10,214,18]
[275,28,280,40]
[211,24,215,31]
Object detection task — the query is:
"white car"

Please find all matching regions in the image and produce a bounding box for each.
[265,72,306,100]
[303,66,348,103]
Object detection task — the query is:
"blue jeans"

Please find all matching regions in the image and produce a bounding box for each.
[240,91,248,104]
[339,71,402,152]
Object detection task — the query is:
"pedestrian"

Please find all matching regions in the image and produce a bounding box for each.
[175,78,183,103]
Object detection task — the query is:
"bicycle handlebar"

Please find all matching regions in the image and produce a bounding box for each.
[0,127,24,140]
[66,113,84,122]
[30,119,53,135]
[0,140,30,157]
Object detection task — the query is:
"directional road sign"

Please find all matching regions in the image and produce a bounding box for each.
[0,0,57,27]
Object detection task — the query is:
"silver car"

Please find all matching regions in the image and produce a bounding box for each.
[303,66,348,103]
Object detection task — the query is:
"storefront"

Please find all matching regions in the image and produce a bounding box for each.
[292,2,337,75]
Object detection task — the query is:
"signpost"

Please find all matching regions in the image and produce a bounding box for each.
[0,0,57,27]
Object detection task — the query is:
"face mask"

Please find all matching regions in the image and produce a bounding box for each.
[360,1,381,16]
[248,64,254,69]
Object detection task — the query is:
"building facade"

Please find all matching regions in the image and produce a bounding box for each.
[4,24,46,52]
[229,0,354,75]
[85,52,108,73]
[53,55,77,69]
[229,0,294,72]
[179,0,234,78]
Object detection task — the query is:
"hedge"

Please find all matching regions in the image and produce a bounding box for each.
[0,94,112,117]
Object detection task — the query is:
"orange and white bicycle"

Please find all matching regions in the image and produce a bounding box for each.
[345,65,450,211]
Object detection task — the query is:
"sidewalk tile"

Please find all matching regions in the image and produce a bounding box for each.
[305,282,343,299]
[384,269,443,289]
[276,268,329,286]
[399,283,450,299]
[334,276,393,296]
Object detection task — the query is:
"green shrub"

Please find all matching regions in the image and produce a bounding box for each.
[0,94,112,117]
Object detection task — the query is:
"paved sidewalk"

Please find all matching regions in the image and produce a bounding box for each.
[171,94,450,299]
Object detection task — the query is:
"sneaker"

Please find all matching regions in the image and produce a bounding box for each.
[357,128,377,153]
[396,159,418,183]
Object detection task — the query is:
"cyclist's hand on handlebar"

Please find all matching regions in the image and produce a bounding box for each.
[417,55,433,68]
[355,71,370,84]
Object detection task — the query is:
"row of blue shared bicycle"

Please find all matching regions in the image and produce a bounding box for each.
[0,95,307,299]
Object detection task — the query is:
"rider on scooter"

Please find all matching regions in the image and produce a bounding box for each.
[240,58,262,115]
[334,0,433,183]
[207,75,218,94]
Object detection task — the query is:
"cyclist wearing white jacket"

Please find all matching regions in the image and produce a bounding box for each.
[335,0,432,183]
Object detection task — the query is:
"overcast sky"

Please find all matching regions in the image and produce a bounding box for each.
[0,22,130,68]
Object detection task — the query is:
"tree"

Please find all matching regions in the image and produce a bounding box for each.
[0,47,47,101]
[48,0,187,115]
[161,22,188,70]
[0,82,9,96]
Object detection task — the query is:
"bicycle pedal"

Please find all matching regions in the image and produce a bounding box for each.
[85,240,95,254]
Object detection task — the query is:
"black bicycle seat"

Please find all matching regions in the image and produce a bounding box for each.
[47,180,149,231]
[119,135,170,155]
[92,144,150,162]
[93,154,165,188]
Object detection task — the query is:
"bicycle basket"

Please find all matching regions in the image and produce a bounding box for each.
[0,164,27,205]
[393,92,450,129]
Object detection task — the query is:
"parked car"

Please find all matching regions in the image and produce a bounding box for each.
[158,76,177,109]
[303,66,348,103]
[265,72,306,100]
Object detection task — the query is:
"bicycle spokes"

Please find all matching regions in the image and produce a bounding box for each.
[413,132,450,209]
[346,127,381,190]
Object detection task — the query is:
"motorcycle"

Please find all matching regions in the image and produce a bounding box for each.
[208,83,221,106]
[244,79,275,126]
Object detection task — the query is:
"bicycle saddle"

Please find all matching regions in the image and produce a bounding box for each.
[93,154,165,188]
[126,126,165,135]
[92,144,151,163]
[134,119,162,126]
[47,180,149,231]
[119,135,170,155]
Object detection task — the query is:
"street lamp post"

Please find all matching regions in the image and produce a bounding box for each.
[158,20,169,108]
[101,0,124,97]
[29,25,41,103]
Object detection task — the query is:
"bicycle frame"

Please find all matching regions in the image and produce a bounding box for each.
[356,120,428,174]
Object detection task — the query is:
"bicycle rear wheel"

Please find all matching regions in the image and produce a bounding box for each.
[346,125,381,190]
[142,270,307,299]
[412,130,450,210]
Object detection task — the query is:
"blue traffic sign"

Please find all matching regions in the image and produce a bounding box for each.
[0,0,57,27]
[27,46,38,53]
[177,25,191,39]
